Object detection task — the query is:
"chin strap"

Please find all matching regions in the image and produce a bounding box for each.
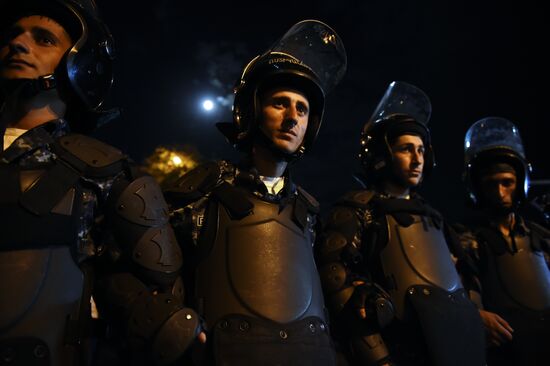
[35,74,57,91]
[1,74,57,99]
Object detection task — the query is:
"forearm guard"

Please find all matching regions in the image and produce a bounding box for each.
[97,273,202,365]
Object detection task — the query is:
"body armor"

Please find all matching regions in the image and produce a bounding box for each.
[0,163,86,366]
[379,212,485,366]
[1,128,194,366]
[482,232,550,312]
[381,214,463,320]
[196,189,325,325]
[474,226,550,366]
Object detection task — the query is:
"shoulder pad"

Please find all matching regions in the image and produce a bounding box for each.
[57,134,126,177]
[339,190,375,208]
[296,186,320,213]
[164,161,222,205]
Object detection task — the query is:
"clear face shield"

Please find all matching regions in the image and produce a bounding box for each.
[266,19,347,94]
[464,117,526,162]
[364,80,432,134]
[464,116,531,198]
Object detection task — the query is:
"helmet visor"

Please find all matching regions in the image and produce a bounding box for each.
[267,19,347,93]
[369,81,432,126]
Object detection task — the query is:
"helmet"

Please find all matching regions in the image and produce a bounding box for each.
[217,19,347,158]
[463,116,531,205]
[0,0,115,129]
[359,81,434,183]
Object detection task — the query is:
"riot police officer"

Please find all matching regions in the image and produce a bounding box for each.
[0,1,201,365]
[317,81,486,365]
[165,20,347,366]
[458,117,550,365]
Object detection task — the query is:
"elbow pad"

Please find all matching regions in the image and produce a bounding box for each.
[151,307,203,366]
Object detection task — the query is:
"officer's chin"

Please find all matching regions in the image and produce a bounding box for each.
[273,140,299,155]
[486,203,514,216]
[0,69,36,80]
[406,176,422,188]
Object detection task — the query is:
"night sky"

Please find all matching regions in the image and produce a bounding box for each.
[92,0,547,223]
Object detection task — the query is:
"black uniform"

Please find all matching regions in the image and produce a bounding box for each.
[166,160,336,366]
[458,215,550,366]
[318,190,485,366]
[0,119,198,366]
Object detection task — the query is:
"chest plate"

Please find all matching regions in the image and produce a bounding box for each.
[380,214,463,319]
[196,192,325,325]
[484,234,550,311]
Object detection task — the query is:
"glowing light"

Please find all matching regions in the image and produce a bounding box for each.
[172,155,183,166]
[143,146,200,188]
[202,99,214,111]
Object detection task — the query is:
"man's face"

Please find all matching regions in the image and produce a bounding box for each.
[259,87,309,154]
[480,171,517,209]
[390,134,425,188]
[0,15,72,80]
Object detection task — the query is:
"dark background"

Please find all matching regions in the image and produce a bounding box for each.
[93,0,547,223]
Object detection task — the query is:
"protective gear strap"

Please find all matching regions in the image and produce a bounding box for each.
[211,182,253,220]
[164,161,221,205]
[293,187,318,230]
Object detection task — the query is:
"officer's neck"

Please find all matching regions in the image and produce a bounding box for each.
[1,89,66,131]
[489,210,516,237]
[381,179,411,199]
[251,142,288,177]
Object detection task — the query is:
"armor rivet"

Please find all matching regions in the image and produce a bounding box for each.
[408,288,415,295]
[33,345,46,359]
[309,323,316,333]
[220,320,229,329]
[1,347,15,362]
[118,204,125,210]
[239,321,250,331]
[166,298,172,304]
[279,330,288,339]
[186,314,192,320]
[423,289,430,296]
